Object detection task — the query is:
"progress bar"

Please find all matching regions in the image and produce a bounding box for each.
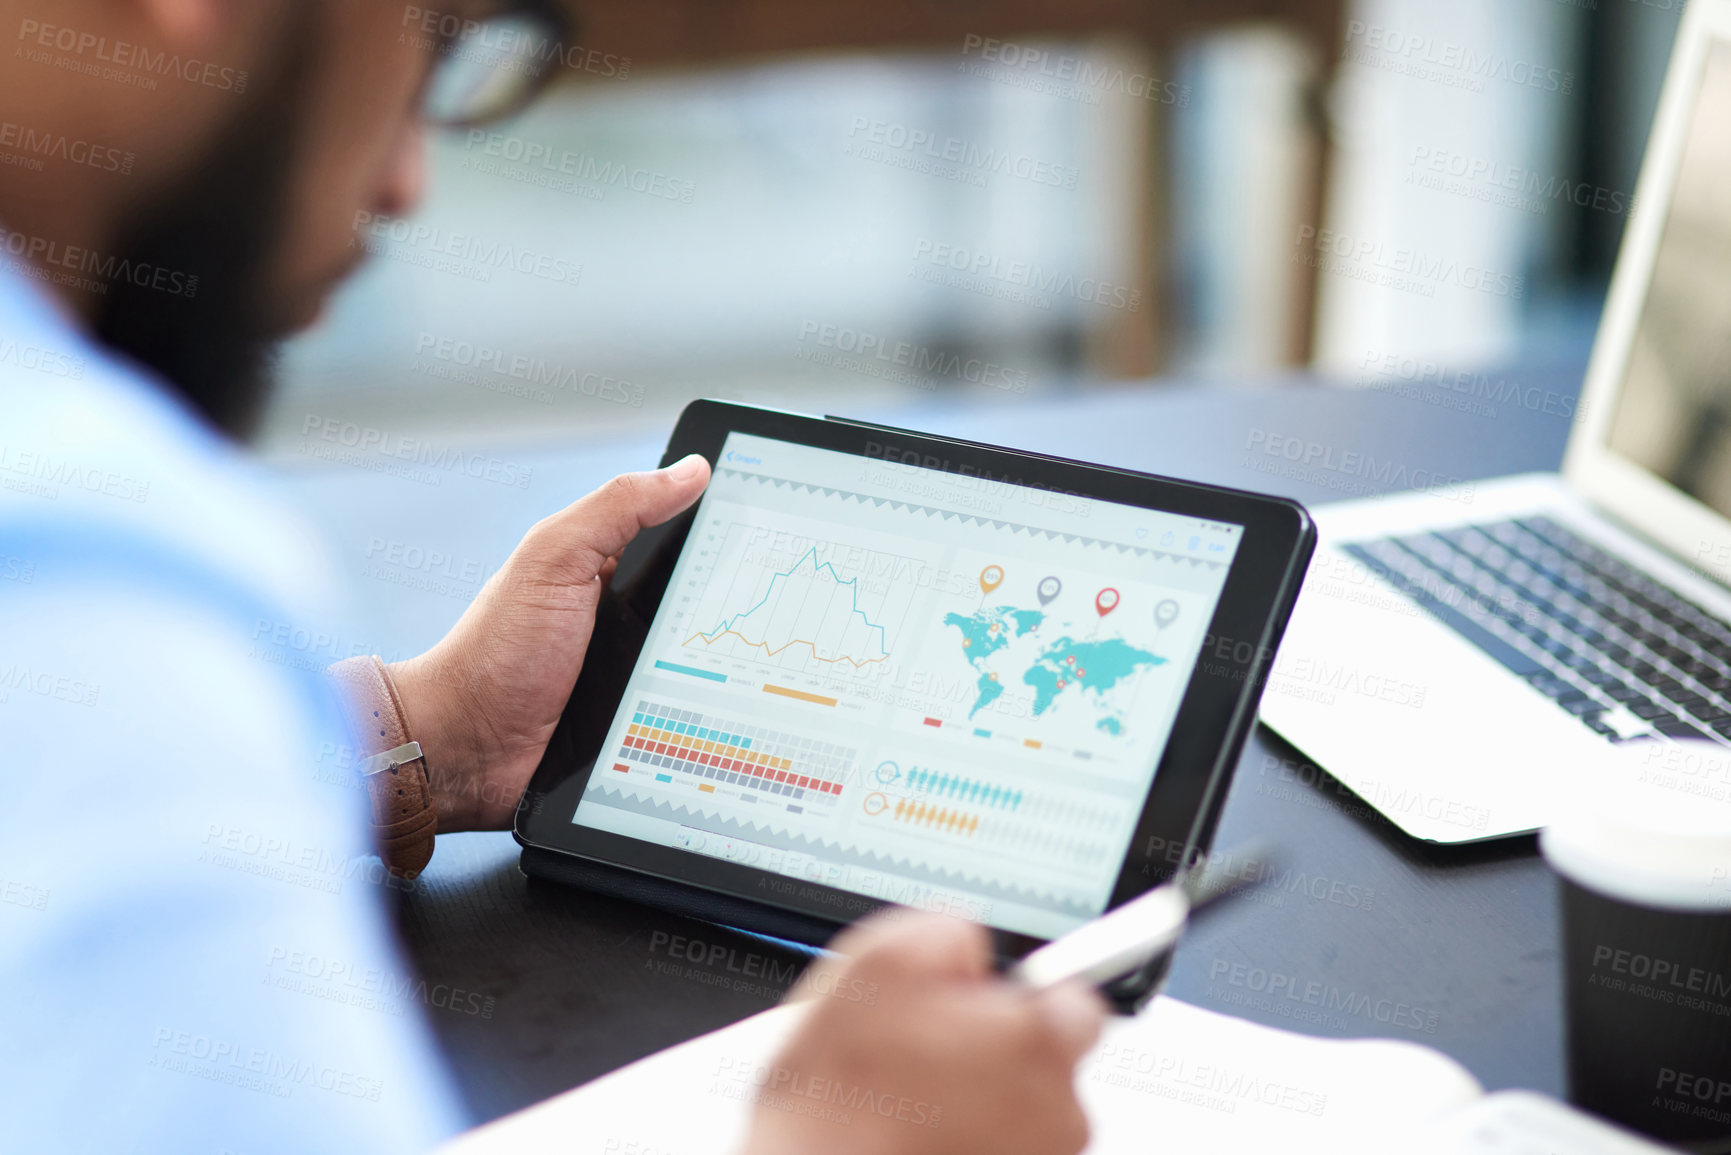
[654,660,728,684]
[763,683,837,707]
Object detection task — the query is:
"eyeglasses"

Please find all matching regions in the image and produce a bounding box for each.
[419,1,575,129]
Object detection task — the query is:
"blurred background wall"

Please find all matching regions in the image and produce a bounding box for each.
[258,0,1689,453]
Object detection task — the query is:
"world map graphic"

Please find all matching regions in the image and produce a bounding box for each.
[942,605,1164,735]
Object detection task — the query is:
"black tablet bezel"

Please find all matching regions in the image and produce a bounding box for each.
[516,400,1313,971]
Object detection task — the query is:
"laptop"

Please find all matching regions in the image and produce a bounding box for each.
[1259,0,1731,843]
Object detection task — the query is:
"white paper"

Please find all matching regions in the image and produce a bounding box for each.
[1402,1091,1680,1155]
[440,994,1485,1155]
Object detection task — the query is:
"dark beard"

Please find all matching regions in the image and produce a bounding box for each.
[92,17,315,442]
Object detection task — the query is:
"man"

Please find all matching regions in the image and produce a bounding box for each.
[0,2,1105,1152]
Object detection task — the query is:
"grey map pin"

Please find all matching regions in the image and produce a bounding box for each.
[1155,599,1180,628]
[1037,576,1062,606]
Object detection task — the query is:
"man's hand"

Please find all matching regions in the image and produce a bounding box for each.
[744,911,1106,1155]
[386,454,711,832]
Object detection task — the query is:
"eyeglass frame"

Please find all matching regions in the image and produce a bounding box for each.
[417,0,577,129]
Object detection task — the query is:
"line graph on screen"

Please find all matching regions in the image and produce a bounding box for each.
[679,524,926,673]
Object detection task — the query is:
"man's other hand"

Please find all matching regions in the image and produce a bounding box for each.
[388,454,711,831]
[744,911,1106,1155]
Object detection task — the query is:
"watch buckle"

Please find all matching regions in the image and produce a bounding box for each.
[360,741,424,777]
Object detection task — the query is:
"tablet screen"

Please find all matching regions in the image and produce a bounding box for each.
[572,432,1243,939]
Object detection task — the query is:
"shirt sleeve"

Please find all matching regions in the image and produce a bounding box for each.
[0,569,469,1154]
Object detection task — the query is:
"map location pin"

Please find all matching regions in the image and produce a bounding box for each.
[1155,599,1180,628]
[1037,576,1062,606]
[980,565,1005,596]
[1095,588,1120,617]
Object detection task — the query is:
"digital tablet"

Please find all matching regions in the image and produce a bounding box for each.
[516,401,1314,995]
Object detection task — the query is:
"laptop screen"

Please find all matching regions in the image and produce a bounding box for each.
[1605,39,1731,523]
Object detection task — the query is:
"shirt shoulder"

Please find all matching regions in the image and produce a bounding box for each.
[0,275,341,624]
[0,571,465,1153]
[0,267,465,1151]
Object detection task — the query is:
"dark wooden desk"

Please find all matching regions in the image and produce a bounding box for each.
[278,364,1586,1124]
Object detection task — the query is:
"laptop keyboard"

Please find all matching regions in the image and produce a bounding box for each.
[1343,515,1731,747]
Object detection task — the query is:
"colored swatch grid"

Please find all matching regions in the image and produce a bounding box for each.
[614,698,850,807]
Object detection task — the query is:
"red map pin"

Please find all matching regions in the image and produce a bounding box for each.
[1095,587,1120,617]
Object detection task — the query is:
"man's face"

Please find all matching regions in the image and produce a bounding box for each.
[274,1,433,332]
[96,0,459,435]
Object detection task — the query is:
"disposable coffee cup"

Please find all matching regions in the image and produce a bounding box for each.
[1541,739,1731,1152]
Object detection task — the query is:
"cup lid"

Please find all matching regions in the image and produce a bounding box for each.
[1540,739,1731,912]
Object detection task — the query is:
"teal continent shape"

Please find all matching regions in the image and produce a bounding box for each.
[945,606,1045,717]
[971,671,1004,715]
[1023,635,1164,717]
[945,609,1163,724]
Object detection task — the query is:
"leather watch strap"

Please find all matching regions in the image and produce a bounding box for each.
[327,655,437,878]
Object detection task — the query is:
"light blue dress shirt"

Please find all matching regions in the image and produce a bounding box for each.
[0,263,466,1153]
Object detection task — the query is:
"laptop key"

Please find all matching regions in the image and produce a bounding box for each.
[1654,646,1695,671]
[1667,690,1710,712]
[1525,672,1576,700]
[1650,676,1691,701]
[1627,698,1677,721]
[1598,643,1634,667]
[1654,718,1713,741]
